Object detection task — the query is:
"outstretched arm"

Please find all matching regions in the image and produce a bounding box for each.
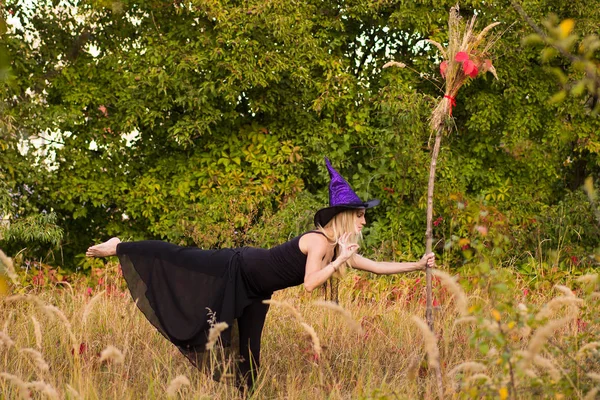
[350,253,434,275]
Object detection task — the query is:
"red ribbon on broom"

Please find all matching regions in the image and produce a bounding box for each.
[444,95,457,116]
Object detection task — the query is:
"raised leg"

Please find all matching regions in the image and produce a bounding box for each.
[86,237,121,258]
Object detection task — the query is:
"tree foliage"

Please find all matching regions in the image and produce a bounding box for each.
[1,0,598,269]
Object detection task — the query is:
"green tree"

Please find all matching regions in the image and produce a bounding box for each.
[1,8,63,262]
[2,0,598,270]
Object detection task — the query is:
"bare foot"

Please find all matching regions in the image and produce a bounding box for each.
[86,237,121,258]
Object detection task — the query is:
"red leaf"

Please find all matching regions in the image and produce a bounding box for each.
[577,318,588,332]
[455,51,469,62]
[439,61,448,78]
[71,342,87,355]
[462,59,474,74]
[468,64,479,78]
[570,256,579,264]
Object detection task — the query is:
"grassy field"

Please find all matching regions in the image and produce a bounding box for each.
[1,261,599,399]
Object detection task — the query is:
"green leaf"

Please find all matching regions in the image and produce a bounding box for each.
[548,90,567,104]
[541,47,559,62]
[570,80,587,96]
[548,67,568,85]
[479,343,490,355]
[521,34,544,46]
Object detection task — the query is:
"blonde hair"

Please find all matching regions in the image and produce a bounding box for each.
[316,209,363,275]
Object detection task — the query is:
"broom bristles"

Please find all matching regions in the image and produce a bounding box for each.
[429,5,501,133]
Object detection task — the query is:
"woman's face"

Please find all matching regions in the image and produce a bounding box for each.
[354,209,366,233]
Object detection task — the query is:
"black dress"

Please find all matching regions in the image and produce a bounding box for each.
[116,231,318,387]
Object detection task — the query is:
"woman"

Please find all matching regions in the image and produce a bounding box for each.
[86,157,434,392]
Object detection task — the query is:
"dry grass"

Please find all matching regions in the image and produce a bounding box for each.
[0,264,599,399]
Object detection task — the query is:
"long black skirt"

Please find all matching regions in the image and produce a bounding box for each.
[117,241,256,368]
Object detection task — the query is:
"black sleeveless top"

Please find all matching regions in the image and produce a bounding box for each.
[240,231,325,297]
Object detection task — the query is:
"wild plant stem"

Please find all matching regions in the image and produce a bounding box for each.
[496,319,518,400]
[549,338,591,375]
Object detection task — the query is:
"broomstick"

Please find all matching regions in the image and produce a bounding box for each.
[427,6,501,398]
[387,5,502,398]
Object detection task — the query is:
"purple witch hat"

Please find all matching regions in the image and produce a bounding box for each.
[314,157,380,227]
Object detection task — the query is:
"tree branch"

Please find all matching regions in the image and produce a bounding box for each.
[510,1,577,63]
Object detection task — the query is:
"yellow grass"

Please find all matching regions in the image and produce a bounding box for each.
[0,264,598,399]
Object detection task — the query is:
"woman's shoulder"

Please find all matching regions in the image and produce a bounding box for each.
[298,231,330,255]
